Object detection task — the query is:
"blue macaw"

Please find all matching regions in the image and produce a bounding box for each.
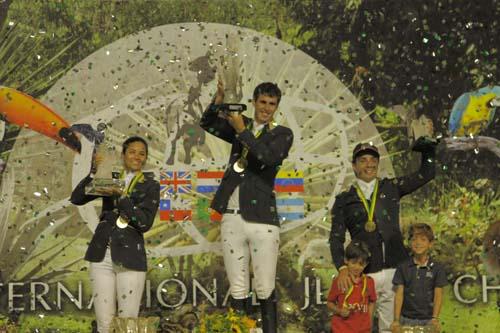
[449,85,500,136]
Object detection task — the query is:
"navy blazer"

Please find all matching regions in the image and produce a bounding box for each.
[70,172,160,271]
[329,148,436,273]
[200,103,293,226]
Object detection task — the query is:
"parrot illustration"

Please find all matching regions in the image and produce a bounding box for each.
[449,85,500,136]
[0,86,81,153]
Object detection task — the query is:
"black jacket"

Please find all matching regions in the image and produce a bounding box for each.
[329,148,436,273]
[70,173,160,271]
[200,103,293,226]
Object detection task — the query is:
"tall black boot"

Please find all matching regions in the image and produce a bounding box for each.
[258,290,277,333]
[229,295,248,314]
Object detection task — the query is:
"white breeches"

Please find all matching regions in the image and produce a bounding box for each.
[221,213,280,300]
[368,268,396,333]
[89,248,146,333]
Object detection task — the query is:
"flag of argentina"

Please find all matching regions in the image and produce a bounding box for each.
[277,197,305,221]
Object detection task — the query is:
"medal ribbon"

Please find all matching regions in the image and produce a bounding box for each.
[354,179,379,227]
[239,122,264,161]
[342,274,367,308]
[120,170,144,196]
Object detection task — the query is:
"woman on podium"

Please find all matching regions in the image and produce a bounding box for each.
[70,136,160,333]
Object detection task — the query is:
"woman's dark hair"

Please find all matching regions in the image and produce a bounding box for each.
[253,82,282,104]
[345,240,371,264]
[122,136,148,156]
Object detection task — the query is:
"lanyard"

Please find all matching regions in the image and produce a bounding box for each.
[354,179,379,224]
[342,275,367,308]
[240,122,264,160]
[120,170,144,196]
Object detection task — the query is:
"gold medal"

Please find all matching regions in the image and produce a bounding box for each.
[365,220,376,232]
[233,158,247,173]
[232,122,266,173]
[116,216,128,229]
[354,179,379,233]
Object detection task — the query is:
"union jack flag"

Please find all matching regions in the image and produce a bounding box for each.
[159,171,192,194]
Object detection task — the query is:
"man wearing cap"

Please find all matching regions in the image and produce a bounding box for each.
[200,78,293,333]
[329,138,437,332]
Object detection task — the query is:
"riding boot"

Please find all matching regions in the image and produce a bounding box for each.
[258,290,277,333]
[229,295,247,314]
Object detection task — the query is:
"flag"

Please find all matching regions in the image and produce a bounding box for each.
[196,171,224,193]
[159,198,192,221]
[274,170,304,192]
[195,197,222,222]
[159,171,192,194]
[195,171,224,222]
[276,198,305,221]
[275,170,305,221]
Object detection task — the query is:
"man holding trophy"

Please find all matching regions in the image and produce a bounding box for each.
[70,136,160,333]
[200,79,293,333]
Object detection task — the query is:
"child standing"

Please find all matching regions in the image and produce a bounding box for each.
[327,241,377,333]
[391,223,447,333]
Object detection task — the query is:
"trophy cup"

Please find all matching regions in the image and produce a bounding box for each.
[84,123,125,196]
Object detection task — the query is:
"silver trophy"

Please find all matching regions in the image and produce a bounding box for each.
[76,123,124,196]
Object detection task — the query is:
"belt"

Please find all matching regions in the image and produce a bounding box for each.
[225,208,241,214]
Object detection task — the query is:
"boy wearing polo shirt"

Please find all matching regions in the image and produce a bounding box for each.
[391,223,447,333]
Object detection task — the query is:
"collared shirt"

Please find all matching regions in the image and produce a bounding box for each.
[356,178,377,198]
[392,257,448,320]
[252,121,265,135]
[124,171,136,188]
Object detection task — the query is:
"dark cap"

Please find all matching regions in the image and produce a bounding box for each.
[352,143,379,162]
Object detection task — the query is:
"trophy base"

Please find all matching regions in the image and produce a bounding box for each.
[85,178,125,196]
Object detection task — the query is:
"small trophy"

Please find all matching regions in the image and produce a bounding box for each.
[84,123,125,196]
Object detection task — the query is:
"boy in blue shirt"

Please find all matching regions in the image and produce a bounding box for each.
[391,223,447,333]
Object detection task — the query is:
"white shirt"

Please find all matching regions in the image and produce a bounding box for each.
[227,121,266,209]
[124,171,136,188]
[356,178,377,199]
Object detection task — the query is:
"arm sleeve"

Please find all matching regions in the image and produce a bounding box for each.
[329,196,347,270]
[368,277,377,302]
[70,174,100,206]
[117,181,160,233]
[392,264,405,286]
[434,264,448,288]
[395,147,436,197]
[236,127,293,167]
[199,102,236,143]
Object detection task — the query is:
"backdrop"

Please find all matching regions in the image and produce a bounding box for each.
[0,1,498,332]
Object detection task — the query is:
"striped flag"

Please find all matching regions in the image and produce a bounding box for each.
[276,198,305,221]
[196,171,224,222]
[159,198,192,222]
[275,170,305,221]
[274,170,304,193]
[196,171,224,193]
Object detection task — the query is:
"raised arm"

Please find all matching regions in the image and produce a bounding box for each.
[70,174,100,206]
[396,139,437,197]
[199,78,236,143]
